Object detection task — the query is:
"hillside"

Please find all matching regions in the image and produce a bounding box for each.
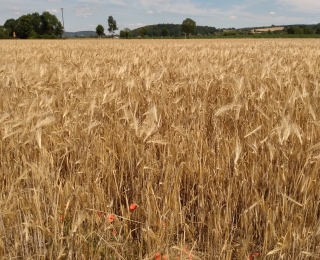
[129,24,219,37]
[64,31,96,37]
[13,23,320,39]
[127,23,320,38]
[240,23,319,31]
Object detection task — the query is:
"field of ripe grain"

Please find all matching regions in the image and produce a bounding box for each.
[0,39,320,259]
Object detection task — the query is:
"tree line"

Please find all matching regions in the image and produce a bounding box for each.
[125,24,320,38]
[95,18,198,39]
[119,19,217,38]
[95,16,118,38]
[0,12,63,39]
[287,25,320,34]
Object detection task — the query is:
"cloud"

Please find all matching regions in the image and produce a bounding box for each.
[146,10,154,14]
[138,0,223,16]
[134,0,308,28]
[47,9,59,13]
[76,0,127,6]
[7,7,22,15]
[74,5,93,17]
[277,0,320,12]
[136,0,318,25]
[124,22,145,26]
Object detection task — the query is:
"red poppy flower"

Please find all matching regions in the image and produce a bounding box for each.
[97,212,102,218]
[108,214,115,223]
[162,254,167,259]
[112,230,117,236]
[248,252,260,259]
[130,203,137,212]
[155,252,161,260]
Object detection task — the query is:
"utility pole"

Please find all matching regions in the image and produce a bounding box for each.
[60,8,65,37]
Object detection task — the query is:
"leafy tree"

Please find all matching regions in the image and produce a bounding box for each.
[302,26,314,34]
[3,18,16,37]
[288,27,303,34]
[107,16,118,38]
[40,11,63,36]
[161,27,169,36]
[316,27,320,34]
[120,28,130,38]
[124,28,130,38]
[29,13,41,35]
[127,23,217,37]
[3,11,62,38]
[140,27,147,37]
[15,15,33,39]
[181,18,196,38]
[287,27,295,34]
[0,26,10,39]
[287,26,314,35]
[96,24,105,36]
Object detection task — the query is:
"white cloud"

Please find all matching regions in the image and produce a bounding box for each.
[74,5,93,17]
[270,12,276,15]
[77,0,127,6]
[230,15,237,19]
[7,7,22,16]
[147,10,154,14]
[138,0,223,16]
[47,9,59,13]
[8,7,20,11]
[277,0,320,12]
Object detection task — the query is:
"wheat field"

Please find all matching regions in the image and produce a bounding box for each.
[0,39,320,259]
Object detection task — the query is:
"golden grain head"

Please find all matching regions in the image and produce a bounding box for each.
[0,39,319,259]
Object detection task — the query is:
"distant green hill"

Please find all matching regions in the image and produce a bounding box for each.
[129,24,219,37]
[239,23,319,31]
[63,23,320,38]
[127,23,320,38]
[64,31,96,37]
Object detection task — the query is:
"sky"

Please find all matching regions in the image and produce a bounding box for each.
[1,0,320,32]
